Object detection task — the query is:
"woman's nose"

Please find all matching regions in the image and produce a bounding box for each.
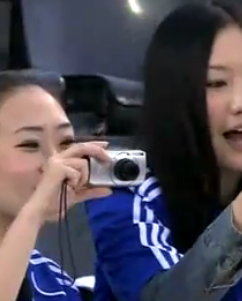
[38,147,58,173]
[43,146,58,160]
[48,148,58,158]
[231,101,242,115]
[231,83,242,115]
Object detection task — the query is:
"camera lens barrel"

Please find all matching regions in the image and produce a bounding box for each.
[113,158,140,181]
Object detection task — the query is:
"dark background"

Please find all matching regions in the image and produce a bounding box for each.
[20,0,180,79]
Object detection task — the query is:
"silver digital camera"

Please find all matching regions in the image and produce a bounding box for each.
[89,150,146,187]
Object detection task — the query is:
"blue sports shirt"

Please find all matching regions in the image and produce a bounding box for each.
[86,174,242,301]
[27,249,82,301]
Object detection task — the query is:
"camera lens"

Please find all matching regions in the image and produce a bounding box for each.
[113,159,140,181]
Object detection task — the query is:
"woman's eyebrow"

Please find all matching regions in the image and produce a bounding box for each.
[14,122,72,134]
[208,65,229,71]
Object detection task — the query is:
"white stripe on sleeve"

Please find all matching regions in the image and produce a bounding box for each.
[133,177,182,269]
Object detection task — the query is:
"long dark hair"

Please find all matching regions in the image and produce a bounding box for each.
[142,0,242,253]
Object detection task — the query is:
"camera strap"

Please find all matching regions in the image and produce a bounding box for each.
[58,180,77,287]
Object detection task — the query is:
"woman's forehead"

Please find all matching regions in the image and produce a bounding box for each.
[209,26,242,67]
[0,86,69,133]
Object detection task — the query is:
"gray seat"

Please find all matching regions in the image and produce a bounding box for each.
[102,74,143,136]
[64,75,109,137]
[64,74,143,144]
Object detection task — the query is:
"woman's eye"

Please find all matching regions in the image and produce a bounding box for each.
[206,79,227,88]
[17,141,39,150]
[60,139,75,149]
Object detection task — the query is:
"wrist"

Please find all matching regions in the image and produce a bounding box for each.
[231,200,242,233]
[20,200,45,229]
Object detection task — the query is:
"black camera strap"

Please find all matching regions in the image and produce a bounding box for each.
[58,180,77,288]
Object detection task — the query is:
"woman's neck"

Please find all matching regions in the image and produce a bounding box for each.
[220,169,241,205]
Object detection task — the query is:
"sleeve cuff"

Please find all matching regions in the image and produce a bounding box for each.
[203,205,242,291]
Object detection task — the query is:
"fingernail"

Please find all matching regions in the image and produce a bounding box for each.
[96,141,109,148]
[97,141,109,145]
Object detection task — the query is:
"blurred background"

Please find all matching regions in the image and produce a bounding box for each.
[0,0,201,277]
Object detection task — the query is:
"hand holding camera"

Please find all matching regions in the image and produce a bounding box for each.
[21,141,146,226]
[22,142,112,225]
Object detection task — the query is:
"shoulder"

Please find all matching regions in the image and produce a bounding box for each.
[131,173,169,224]
[86,173,169,228]
[86,175,182,301]
[85,173,174,255]
[28,249,80,299]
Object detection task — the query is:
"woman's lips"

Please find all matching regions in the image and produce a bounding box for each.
[224,130,242,151]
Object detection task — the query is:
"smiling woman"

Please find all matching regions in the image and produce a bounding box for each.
[0,69,111,301]
[84,1,242,301]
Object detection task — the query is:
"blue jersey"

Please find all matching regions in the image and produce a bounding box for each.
[85,175,242,301]
[27,249,81,301]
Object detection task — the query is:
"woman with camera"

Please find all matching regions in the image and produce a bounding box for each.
[86,1,242,300]
[0,69,111,301]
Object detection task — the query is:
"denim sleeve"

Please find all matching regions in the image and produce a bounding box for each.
[141,205,242,301]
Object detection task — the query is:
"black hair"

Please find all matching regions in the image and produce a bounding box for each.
[142,0,242,253]
[0,69,65,105]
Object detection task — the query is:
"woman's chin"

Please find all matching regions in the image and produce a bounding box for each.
[221,154,242,173]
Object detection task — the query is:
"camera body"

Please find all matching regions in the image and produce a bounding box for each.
[89,150,146,187]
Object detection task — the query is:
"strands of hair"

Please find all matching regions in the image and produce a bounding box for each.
[142,0,242,253]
